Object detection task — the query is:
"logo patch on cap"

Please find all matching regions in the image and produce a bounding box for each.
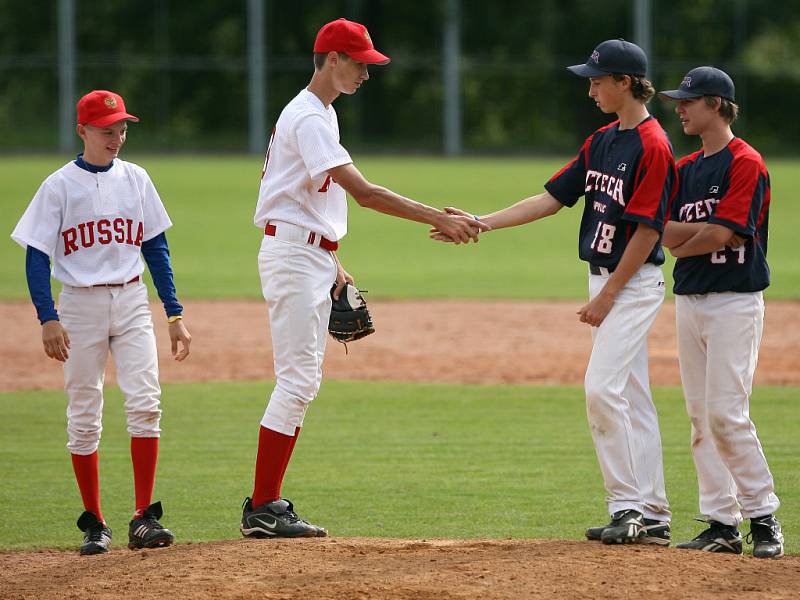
[591,51,600,64]
[681,76,692,88]
[104,96,117,109]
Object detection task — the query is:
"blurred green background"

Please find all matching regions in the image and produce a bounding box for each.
[1,0,798,155]
[2,155,799,300]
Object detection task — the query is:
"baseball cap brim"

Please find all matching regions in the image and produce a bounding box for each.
[657,89,702,101]
[85,113,140,127]
[567,63,609,78]
[348,48,391,65]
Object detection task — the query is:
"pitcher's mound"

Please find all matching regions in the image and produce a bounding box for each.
[2,537,798,599]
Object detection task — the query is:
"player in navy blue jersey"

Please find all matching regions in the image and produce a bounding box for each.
[433,39,676,545]
[660,67,783,559]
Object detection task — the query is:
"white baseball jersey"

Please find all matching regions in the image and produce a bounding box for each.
[253,88,353,241]
[12,160,173,287]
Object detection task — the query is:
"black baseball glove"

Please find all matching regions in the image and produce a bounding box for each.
[328,283,375,347]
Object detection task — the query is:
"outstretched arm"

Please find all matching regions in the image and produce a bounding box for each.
[475,191,564,230]
[430,192,563,242]
[328,163,490,244]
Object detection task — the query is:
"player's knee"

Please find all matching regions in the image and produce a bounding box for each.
[584,377,609,407]
[126,406,162,437]
[262,398,307,435]
[67,426,102,454]
[277,380,320,405]
[708,413,737,439]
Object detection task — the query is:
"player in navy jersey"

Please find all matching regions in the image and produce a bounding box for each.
[660,67,783,558]
[433,39,676,545]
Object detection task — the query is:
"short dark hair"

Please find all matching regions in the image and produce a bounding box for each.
[703,95,739,124]
[313,51,351,70]
[612,73,656,103]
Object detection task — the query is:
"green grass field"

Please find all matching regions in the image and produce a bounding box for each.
[2,155,797,555]
[0,381,797,553]
[2,155,799,300]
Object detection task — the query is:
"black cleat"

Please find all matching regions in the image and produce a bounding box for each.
[676,520,743,554]
[748,515,784,559]
[641,519,671,546]
[240,497,327,538]
[586,515,669,546]
[599,509,645,544]
[77,511,112,556]
[128,501,175,550]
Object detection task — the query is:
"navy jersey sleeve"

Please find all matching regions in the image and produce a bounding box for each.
[141,232,183,318]
[25,246,59,323]
[624,126,676,233]
[709,154,767,237]
[544,134,593,208]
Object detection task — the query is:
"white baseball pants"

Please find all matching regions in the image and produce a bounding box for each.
[585,263,670,521]
[59,281,161,455]
[258,223,337,436]
[676,291,779,525]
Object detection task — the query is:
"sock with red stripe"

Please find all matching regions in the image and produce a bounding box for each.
[71,451,104,525]
[131,437,159,518]
[251,426,301,509]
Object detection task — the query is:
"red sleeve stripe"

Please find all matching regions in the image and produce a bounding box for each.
[713,139,767,227]
[756,185,771,231]
[625,120,676,219]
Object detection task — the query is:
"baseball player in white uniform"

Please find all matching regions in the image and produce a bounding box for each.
[240,18,487,538]
[11,90,191,555]
[433,40,676,545]
[660,67,783,558]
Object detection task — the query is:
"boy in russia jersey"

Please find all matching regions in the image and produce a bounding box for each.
[11,90,192,555]
[660,67,784,558]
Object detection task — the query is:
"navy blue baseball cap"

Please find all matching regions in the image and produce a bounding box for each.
[659,66,736,102]
[567,39,648,78]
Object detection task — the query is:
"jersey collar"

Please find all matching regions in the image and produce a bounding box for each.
[74,153,115,173]
[303,88,332,113]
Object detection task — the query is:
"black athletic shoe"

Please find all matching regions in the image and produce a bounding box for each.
[240,497,328,538]
[675,520,743,554]
[641,519,671,546]
[586,515,669,546]
[587,509,646,544]
[127,501,175,550]
[748,515,784,559]
[77,511,112,556]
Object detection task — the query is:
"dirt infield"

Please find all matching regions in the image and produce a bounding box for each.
[2,538,800,600]
[2,299,799,391]
[2,299,799,598]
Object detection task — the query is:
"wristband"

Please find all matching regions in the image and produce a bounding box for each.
[167,315,183,323]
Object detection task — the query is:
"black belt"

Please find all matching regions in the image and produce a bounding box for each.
[589,264,615,276]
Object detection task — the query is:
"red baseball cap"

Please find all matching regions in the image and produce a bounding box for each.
[77,90,140,127]
[314,18,390,65]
